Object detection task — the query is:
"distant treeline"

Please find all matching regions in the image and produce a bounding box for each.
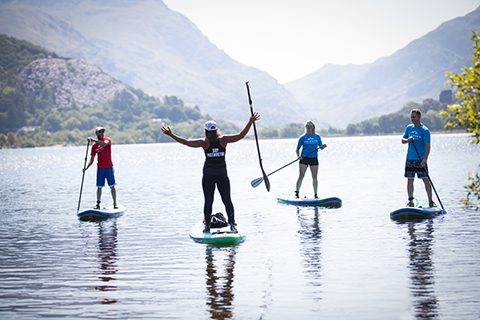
[0,96,455,148]
[257,98,453,139]
[0,93,238,148]
[344,99,450,135]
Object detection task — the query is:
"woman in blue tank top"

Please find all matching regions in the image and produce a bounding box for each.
[295,120,327,199]
[161,112,260,233]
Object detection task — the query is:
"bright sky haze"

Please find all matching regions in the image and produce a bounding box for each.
[163,0,480,83]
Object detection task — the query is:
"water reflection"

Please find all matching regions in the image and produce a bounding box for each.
[296,207,322,300]
[94,220,119,304]
[406,221,438,319]
[205,246,236,319]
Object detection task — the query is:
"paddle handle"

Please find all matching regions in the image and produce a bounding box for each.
[246,82,260,143]
[77,139,90,213]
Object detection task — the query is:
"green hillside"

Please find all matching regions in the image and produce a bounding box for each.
[0,34,58,132]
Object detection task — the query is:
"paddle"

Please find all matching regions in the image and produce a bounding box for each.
[410,139,446,212]
[251,145,324,188]
[77,139,90,213]
[245,81,270,191]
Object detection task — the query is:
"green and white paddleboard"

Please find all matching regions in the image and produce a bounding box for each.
[189,221,245,245]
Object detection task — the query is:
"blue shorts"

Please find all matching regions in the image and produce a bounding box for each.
[96,167,116,188]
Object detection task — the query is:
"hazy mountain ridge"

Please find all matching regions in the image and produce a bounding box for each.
[0,0,305,126]
[285,6,480,128]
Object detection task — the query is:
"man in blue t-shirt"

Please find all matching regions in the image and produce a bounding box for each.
[401,109,436,207]
[295,120,327,199]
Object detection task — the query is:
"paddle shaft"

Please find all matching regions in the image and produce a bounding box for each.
[267,145,322,177]
[77,139,90,213]
[246,82,270,191]
[410,139,446,212]
[251,145,324,187]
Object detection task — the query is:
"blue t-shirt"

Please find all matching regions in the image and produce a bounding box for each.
[297,133,323,158]
[403,124,431,160]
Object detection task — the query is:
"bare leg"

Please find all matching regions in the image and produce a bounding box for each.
[310,165,319,196]
[296,164,308,194]
[422,178,433,203]
[110,186,117,208]
[407,178,414,204]
[97,187,102,203]
[95,187,102,208]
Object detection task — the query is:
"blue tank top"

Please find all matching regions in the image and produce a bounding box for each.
[203,139,227,175]
[297,133,323,158]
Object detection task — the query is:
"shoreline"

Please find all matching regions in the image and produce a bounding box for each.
[0,130,471,150]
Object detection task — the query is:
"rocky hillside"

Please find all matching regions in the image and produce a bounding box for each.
[20,58,138,109]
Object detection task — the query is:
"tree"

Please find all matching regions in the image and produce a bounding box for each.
[441,32,480,143]
[441,31,480,209]
[281,123,302,138]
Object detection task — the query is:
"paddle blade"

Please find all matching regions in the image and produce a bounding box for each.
[250,177,264,188]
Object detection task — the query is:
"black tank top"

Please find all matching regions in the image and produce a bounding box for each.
[203,139,227,175]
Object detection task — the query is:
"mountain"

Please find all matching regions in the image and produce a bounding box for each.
[0,0,305,126]
[285,6,480,128]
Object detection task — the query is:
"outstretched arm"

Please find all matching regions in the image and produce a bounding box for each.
[161,126,205,148]
[222,112,260,144]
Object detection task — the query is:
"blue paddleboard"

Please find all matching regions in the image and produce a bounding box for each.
[189,221,245,245]
[390,206,444,221]
[277,196,342,208]
[77,205,125,221]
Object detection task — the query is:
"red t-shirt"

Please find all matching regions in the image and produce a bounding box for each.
[91,137,113,168]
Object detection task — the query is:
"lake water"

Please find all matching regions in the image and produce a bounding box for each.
[0,133,479,319]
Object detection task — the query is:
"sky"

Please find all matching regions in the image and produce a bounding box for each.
[163,0,480,83]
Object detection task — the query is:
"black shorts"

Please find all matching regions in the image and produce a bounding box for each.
[300,157,318,166]
[405,160,427,179]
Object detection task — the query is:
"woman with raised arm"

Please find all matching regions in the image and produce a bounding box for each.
[161,113,260,233]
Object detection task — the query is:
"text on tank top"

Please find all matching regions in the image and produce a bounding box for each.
[203,139,227,175]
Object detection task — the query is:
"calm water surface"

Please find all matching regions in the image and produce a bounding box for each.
[0,134,479,319]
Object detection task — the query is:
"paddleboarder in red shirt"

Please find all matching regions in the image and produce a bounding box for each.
[83,126,118,209]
